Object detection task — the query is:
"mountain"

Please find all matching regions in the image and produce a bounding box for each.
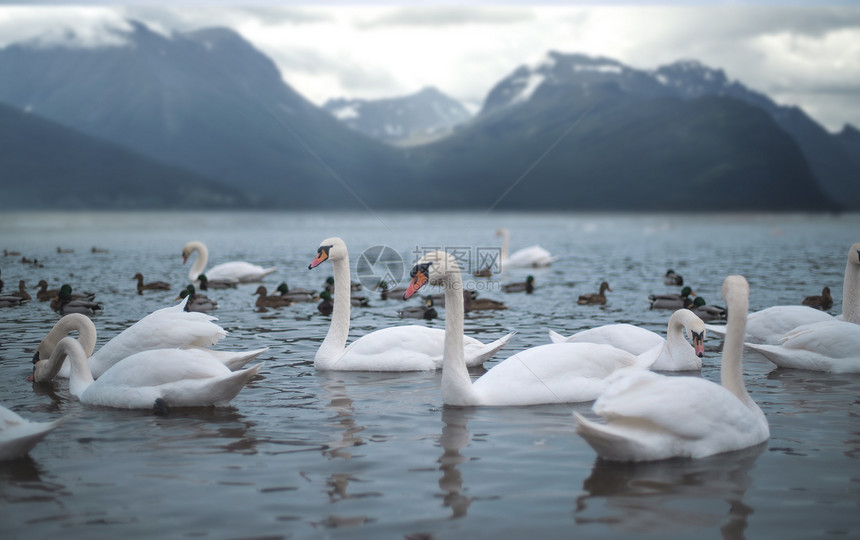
[0,102,247,209]
[405,52,836,211]
[0,21,411,208]
[323,87,472,146]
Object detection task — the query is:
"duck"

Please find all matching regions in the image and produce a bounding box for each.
[34,280,59,302]
[12,280,31,302]
[648,286,695,310]
[496,228,557,268]
[0,296,24,308]
[56,246,73,254]
[403,251,661,406]
[574,275,770,461]
[377,280,409,301]
[578,281,612,305]
[323,276,363,292]
[323,276,368,305]
[502,275,535,293]
[744,320,860,373]
[182,240,276,284]
[275,282,316,303]
[36,336,260,411]
[689,297,727,322]
[464,294,508,312]
[3,249,21,257]
[33,302,267,381]
[132,273,170,295]
[431,289,477,308]
[177,285,217,313]
[253,286,293,308]
[0,404,64,461]
[90,246,108,253]
[549,308,706,371]
[197,273,237,290]
[706,241,860,344]
[317,290,334,315]
[473,267,493,278]
[307,238,514,371]
[398,296,438,320]
[0,268,3,292]
[664,269,684,286]
[801,286,833,311]
[50,285,102,316]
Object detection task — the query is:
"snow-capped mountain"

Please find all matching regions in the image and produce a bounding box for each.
[478,51,860,206]
[323,87,471,145]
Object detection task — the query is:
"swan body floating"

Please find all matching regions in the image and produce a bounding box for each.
[308,238,513,371]
[705,241,860,343]
[404,251,661,406]
[40,336,260,410]
[575,275,769,461]
[34,300,267,381]
[745,320,860,373]
[496,228,556,268]
[182,240,276,284]
[0,405,64,460]
[549,308,706,371]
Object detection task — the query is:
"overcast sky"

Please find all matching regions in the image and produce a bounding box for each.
[0,2,857,132]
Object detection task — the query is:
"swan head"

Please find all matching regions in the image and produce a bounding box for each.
[404,251,461,299]
[850,242,860,266]
[309,237,347,270]
[181,241,204,264]
[678,307,707,357]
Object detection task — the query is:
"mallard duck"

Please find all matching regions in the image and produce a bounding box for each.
[254,285,293,308]
[317,290,334,315]
[12,280,31,302]
[34,280,59,302]
[91,246,108,253]
[502,275,535,293]
[801,286,833,311]
[649,286,695,310]
[177,285,217,313]
[323,276,368,305]
[464,293,508,312]
[51,284,102,316]
[664,269,684,286]
[133,273,170,295]
[473,267,493,278]
[689,296,727,322]
[431,289,477,307]
[398,296,438,320]
[377,280,408,301]
[0,295,24,308]
[275,282,316,303]
[3,250,21,257]
[56,246,74,254]
[197,273,237,291]
[578,281,612,305]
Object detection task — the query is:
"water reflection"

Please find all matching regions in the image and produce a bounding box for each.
[575,443,765,539]
[437,407,473,518]
[319,373,365,460]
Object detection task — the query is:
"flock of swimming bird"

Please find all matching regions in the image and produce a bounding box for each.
[1,234,858,465]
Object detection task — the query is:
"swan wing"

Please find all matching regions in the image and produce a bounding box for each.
[472,343,640,405]
[707,305,834,343]
[462,331,516,367]
[576,371,767,460]
[565,324,663,356]
[745,320,860,372]
[189,346,269,371]
[0,406,65,460]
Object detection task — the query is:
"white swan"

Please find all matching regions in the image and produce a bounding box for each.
[34,299,267,381]
[575,275,770,461]
[704,241,860,343]
[496,228,556,268]
[0,404,64,460]
[548,308,706,371]
[182,240,277,283]
[744,320,860,373]
[40,336,261,410]
[307,238,513,371]
[404,251,661,406]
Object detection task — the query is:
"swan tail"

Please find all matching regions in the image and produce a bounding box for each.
[547,330,568,344]
[0,416,66,460]
[574,413,657,462]
[466,332,516,366]
[210,364,262,406]
[633,342,663,370]
[207,347,269,371]
[744,342,819,369]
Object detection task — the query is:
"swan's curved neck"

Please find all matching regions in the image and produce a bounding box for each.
[43,337,95,396]
[35,313,97,373]
[721,290,753,407]
[665,310,692,359]
[188,242,208,282]
[843,255,859,324]
[441,268,478,406]
[317,256,352,366]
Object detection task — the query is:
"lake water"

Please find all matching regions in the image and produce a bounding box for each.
[0,211,859,539]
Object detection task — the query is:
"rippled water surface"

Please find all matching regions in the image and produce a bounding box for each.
[1,211,858,539]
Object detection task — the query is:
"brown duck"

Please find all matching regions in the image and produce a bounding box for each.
[254,286,293,308]
[578,281,612,305]
[802,286,833,310]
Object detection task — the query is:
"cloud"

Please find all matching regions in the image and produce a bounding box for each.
[355,6,535,29]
